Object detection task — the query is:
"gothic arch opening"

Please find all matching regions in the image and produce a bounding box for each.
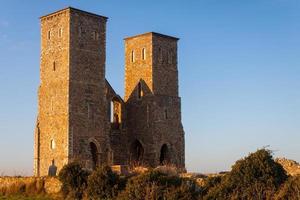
[130,140,144,163]
[89,142,98,169]
[160,144,170,165]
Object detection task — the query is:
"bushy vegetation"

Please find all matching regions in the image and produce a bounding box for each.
[2,148,300,200]
[58,162,89,199]
[203,149,288,200]
[117,170,199,200]
[86,165,121,200]
[275,175,300,200]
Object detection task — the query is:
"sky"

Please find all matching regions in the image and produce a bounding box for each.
[0,0,299,176]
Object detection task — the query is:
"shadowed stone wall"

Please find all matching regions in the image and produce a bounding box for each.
[124,33,185,168]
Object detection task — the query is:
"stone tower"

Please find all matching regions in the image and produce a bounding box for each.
[34,7,109,176]
[34,8,185,176]
[124,32,185,168]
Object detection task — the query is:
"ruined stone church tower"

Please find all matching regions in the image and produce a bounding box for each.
[34,7,185,176]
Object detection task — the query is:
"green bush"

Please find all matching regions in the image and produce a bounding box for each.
[275,175,300,200]
[204,149,288,200]
[199,176,222,197]
[58,162,89,199]
[86,165,120,200]
[117,170,199,200]
[165,179,200,200]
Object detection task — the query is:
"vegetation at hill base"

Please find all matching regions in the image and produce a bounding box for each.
[1,148,300,200]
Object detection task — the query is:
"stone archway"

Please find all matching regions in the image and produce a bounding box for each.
[89,142,98,169]
[160,144,170,165]
[130,140,144,164]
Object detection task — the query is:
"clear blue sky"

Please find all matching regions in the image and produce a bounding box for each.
[0,0,299,175]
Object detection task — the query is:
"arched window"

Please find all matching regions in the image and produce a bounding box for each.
[110,99,122,129]
[50,139,55,150]
[131,140,144,163]
[142,48,146,60]
[89,142,98,169]
[59,28,63,37]
[131,50,135,62]
[160,144,169,165]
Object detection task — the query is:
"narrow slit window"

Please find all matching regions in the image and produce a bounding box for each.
[59,28,62,37]
[131,50,135,62]
[142,48,146,60]
[159,47,162,62]
[53,61,56,71]
[48,30,51,40]
[138,82,143,99]
[79,27,83,37]
[164,109,168,119]
[50,139,55,150]
[168,52,172,64]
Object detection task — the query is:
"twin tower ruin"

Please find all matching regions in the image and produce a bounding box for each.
[34,7,185,176]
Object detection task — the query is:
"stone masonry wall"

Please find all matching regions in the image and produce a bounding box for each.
[124,32,185,168]
[68,8,109,169]
[35,8,71,176]
[35,7,185,175]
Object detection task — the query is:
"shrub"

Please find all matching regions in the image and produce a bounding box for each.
[117,170,199,200]
[199,176,222,197]
[204,149,288,200]
[58,162,89,199]
[165,179,200,200]
[275,175,300,200]
[86,165,120,200]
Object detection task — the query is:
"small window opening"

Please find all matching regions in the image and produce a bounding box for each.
[53,61,56,71]
[138,82,143,99]
[92,31,99,40]
[110,100,121,129]
[159,47,162,62]
[50,139,55,150]
[142,48,146,60]
[87,103,93,119]
[164,109,168,119]
[168,51,172,64]
[79,27,83,37]
[131,50,135,62]
[59,28,62,37]
[48,31,51,40]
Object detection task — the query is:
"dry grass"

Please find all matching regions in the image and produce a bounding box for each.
[0,179,45,197]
